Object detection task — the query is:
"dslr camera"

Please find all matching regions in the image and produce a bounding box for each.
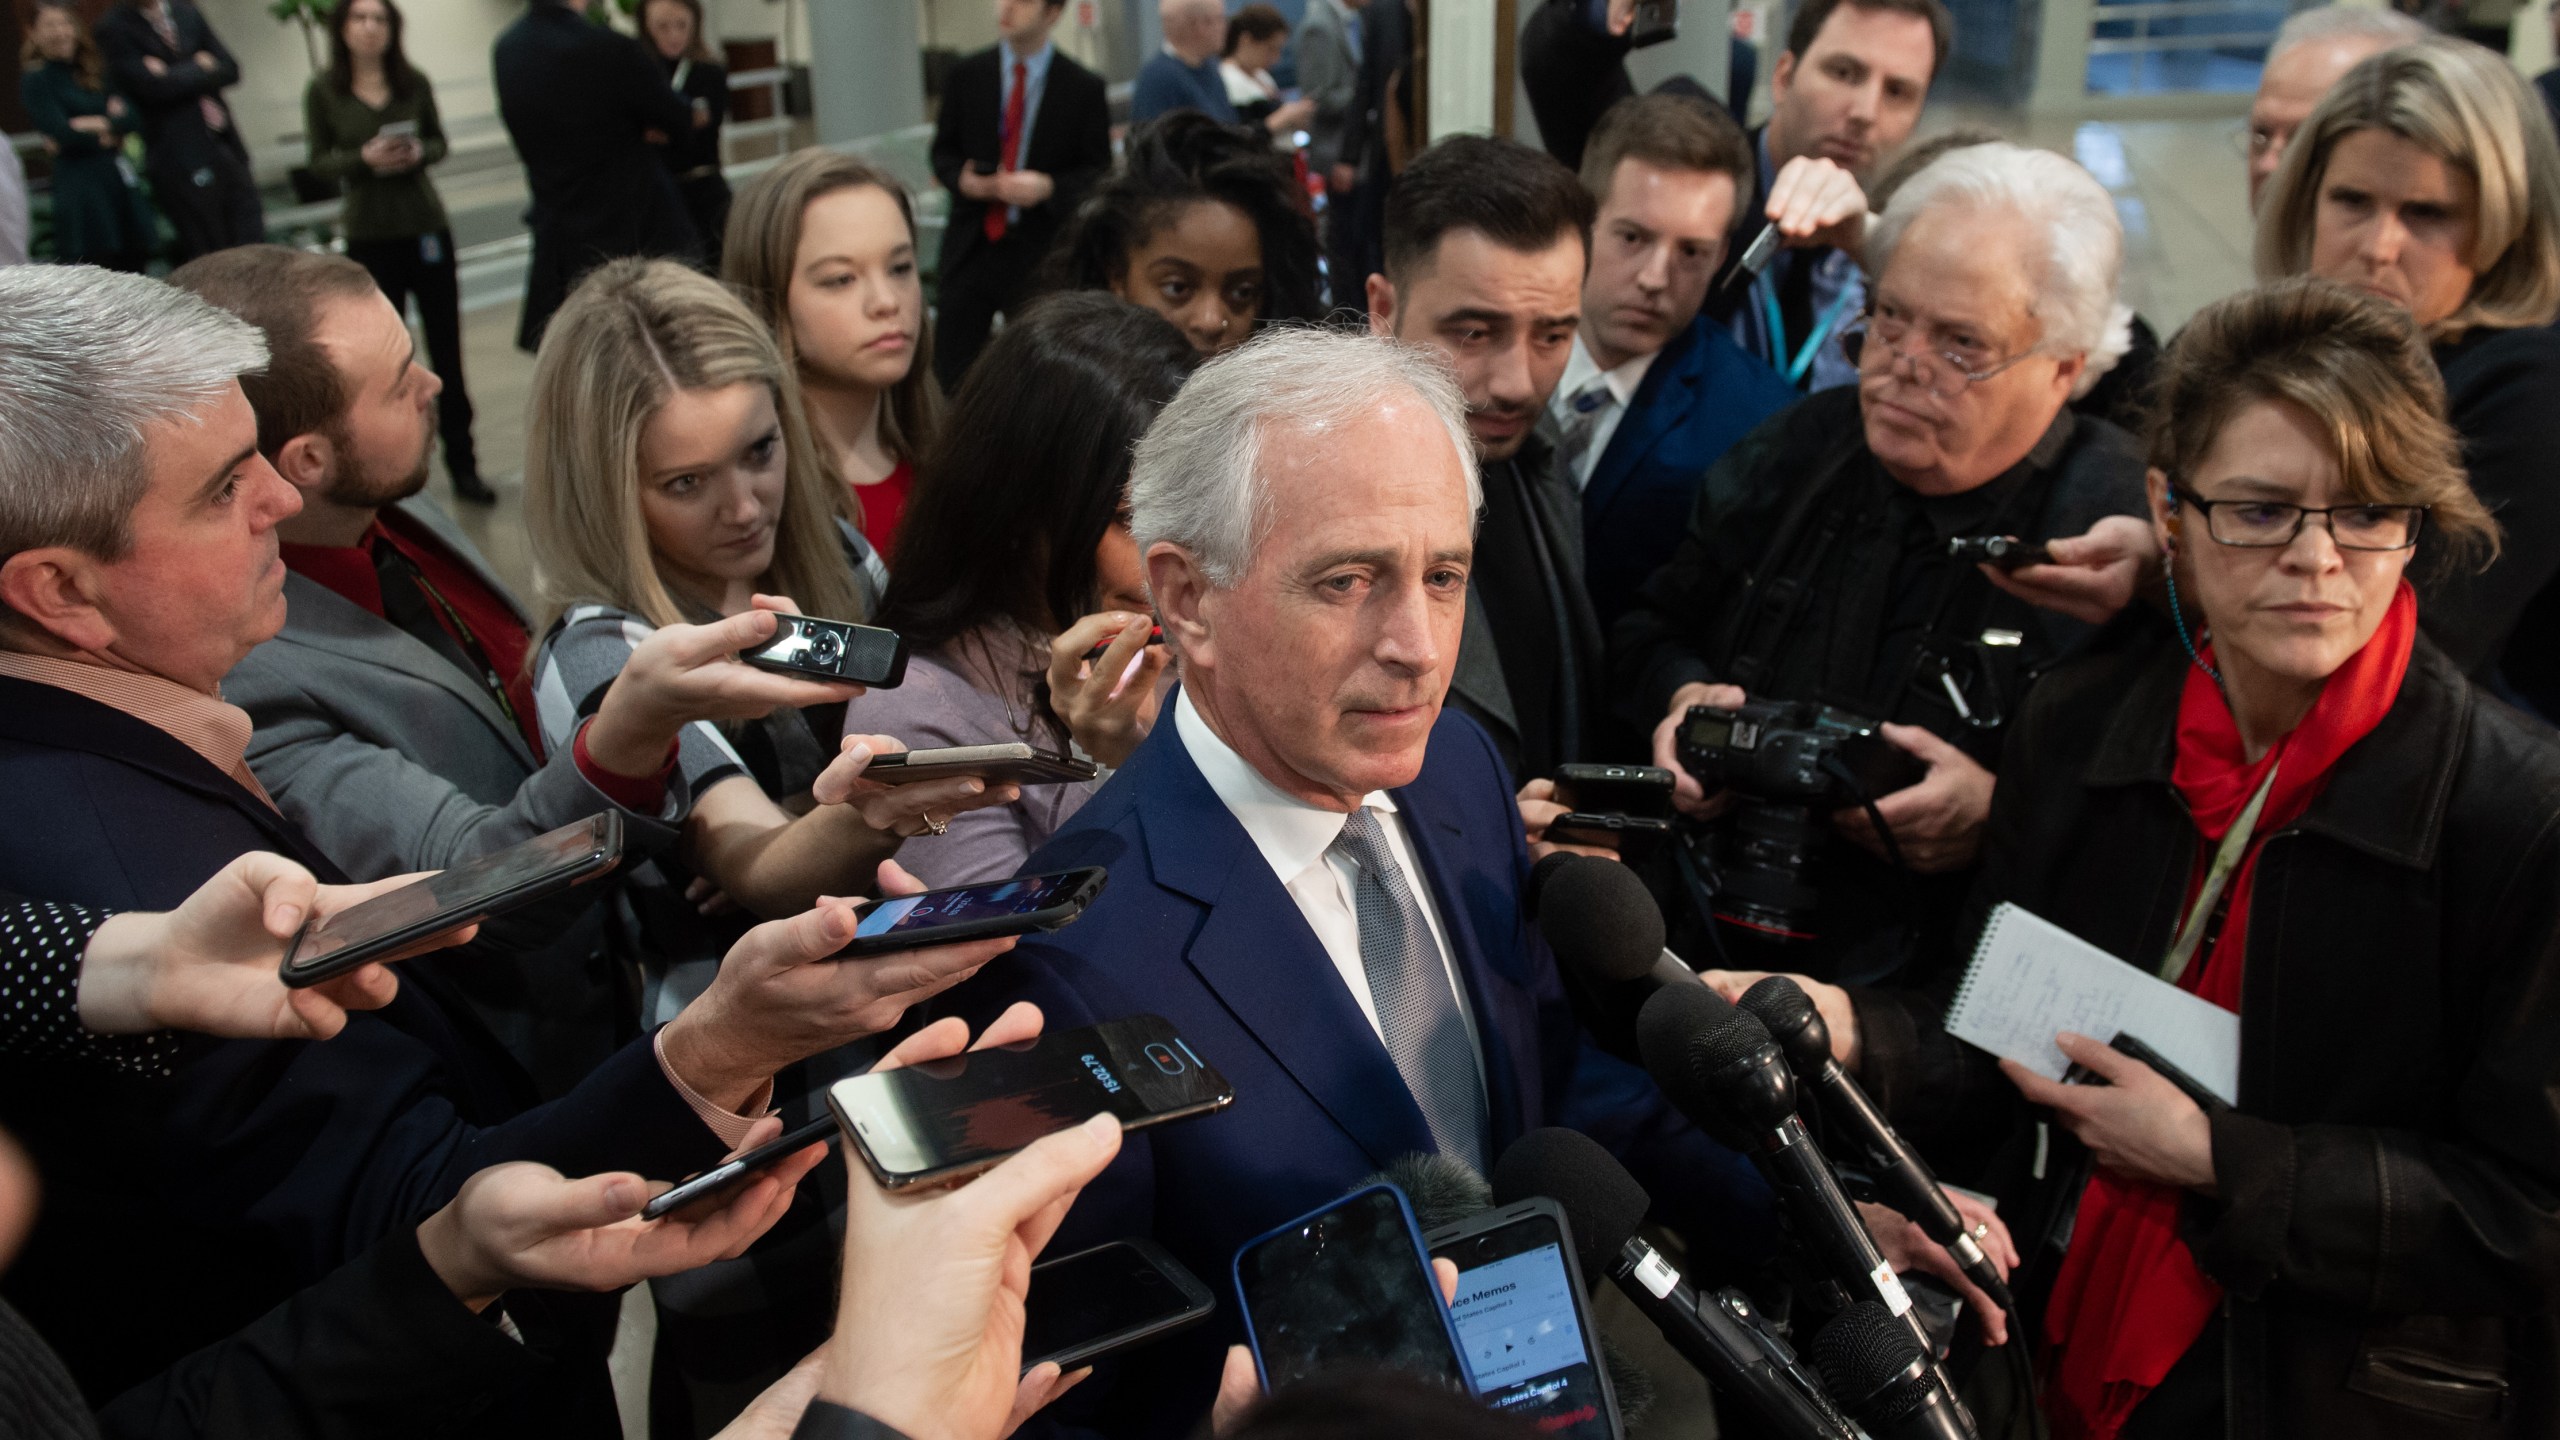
[1675,700,1924,948]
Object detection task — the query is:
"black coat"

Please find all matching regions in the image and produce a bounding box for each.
[1853,632,2560,1438]
[17,62,157,262]
[494,0,699,348]
[0,678,726,1435]
[1518,0,1634,171]
[91,1,244,179]
[928,45,1110,276]
[2419,324,2560,719]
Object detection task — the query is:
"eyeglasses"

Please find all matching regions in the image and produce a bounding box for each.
[1842,311,2042,399]
[2171,486,2429,551]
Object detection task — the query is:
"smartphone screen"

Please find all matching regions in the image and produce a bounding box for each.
[830,1015,1230,1183]
[282,814,618,983]
[854,872,1086,939]
[1023,1240,1214,1371]
[1437,1209,1618,1440]
[1236,1186,1472,1393]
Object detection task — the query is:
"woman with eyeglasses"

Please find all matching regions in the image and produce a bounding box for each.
[1734,279,2560,1439]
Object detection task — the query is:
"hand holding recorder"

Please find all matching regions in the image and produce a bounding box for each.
[582,598,870,779]
[1049,611,1171,770]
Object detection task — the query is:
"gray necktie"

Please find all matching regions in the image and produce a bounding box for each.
[1330,808,1486,1168]
[1553,374,1615,483]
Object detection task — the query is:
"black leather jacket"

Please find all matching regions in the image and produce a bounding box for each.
[1854,629,2560,1438]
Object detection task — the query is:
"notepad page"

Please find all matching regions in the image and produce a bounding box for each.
[1945,903,2240,1104]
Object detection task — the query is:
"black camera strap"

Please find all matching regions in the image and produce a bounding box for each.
[1723,446,1868,694]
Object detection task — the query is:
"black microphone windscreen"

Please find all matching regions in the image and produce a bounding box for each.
[1360,1152,1494,1233]
[1808,1301,1935,1428]
[1490,1128,1650,1277]
[1736,975,1819,1043]
[1533,856,1667,984]
[1526,851,1578,918]
[1636,981,1767,1100]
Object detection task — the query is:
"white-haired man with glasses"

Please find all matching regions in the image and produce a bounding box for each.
[1611,141,2151,991]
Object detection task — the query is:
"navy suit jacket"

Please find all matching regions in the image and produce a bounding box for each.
[1582,317,1798,628]
[0,676,722,1429]
[947,704,1773,1439]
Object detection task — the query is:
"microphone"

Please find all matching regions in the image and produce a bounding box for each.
[1635,983,1927,1333]
[1736,976,2016,1319]
[1361,1151,1495,1233]
[1492,1128,1857,1440]
[1533,853,1697,992]
[1810,1302,1975,1440]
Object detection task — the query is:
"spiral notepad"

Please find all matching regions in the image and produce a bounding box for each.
[1945,903,2240,1105]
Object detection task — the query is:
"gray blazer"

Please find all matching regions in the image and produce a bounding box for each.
[1296,0,1362,174]
[223,497,687,1088]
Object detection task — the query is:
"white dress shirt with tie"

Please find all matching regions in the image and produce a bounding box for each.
[1547,332,1661,491]
[995,40,1054,226]
[1172,689,1489,1101]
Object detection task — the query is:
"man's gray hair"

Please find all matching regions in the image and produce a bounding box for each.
[2270,4,2428,61]
[1131,326,1477,588]
[0,265,267,564]
[1864,141,2132,399]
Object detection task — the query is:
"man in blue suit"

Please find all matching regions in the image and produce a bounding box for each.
[946,325,1776,1438]
[1551,94,1799,628]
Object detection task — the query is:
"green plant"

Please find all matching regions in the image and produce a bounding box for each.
[267,0,330,72]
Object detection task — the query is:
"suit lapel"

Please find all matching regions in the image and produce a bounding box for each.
[393,497,532,631]
[1024,53,1080,173]
[1584,324,1701,524]
[275,572,536,767]
[1134,732,1441,1171]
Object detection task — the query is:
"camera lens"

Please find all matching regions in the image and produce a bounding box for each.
[1709,800,1825,946]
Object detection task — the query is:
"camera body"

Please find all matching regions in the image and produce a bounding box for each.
[1677,699,1923,809]
[1677,700,1925,949]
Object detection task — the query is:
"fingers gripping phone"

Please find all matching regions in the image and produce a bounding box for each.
[1023,1239,1217,1373]
[833,867,1108,957]
[279,813,624,987]
[1430,1199,1624,1440]
[1234,1184,1475,1394]
[640,1114,839,1221]
[742,614,910,687]
[827,1014,1232,1188]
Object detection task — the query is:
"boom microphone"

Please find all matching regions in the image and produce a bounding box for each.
[1736,976,2016,1319]
[1492,1128,1856,1440]
[1361,1151,1496,1233]
[1810,1302,1974,1440]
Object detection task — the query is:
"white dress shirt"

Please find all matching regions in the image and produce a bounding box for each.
[1172,691,1488,1096]
[1546,332,1661,491]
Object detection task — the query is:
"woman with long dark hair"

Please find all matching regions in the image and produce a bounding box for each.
[845,293,1199,884]
[303,0,489,502]
[641,0,730,270]
[1046,111,1324,354]
[17,0,156,270]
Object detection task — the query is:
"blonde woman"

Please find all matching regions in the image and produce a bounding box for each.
[526,258,1014,1016]
[725,149,942,560]
[2255,37,2560,718]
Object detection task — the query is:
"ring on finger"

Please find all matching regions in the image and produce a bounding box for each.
[921,811,949,837]
[1972,1222,1990,1241]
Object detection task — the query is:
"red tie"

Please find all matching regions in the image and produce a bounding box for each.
[984,58,1029,243]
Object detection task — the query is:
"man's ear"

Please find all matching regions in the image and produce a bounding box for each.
[1365,272,1398,337]
[1769,47,1796,101]
[1146,541,1215,670]
[270,431,332,500]
[0,548,115,656]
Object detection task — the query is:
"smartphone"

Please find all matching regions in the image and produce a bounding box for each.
[742,614,909,687]
[1082,624,1164,663]
[861,743,1101,788]
[833,867,1108,957]
[1628,0,1678,47]
[1023,1239,1218,1373]
[2063,1032,2232,1115]
[1551,763,1676,819]
[1235,1184,1474,1394]
[827,1013,1232,1188]
[279,813,623,987]
[1430,1199,1624,1440]
[1545,812,1672,861]
[1946,535,2053,569]
[639,1115,838,1221]
[377,119,418,142]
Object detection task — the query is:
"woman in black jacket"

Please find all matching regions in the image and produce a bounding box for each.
[641,0,730,271]
[1761,280,2560,1438]
[17,1,156,270]
[2255,38,2560,722]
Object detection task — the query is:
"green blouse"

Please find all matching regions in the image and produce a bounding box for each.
[302,74,449,243]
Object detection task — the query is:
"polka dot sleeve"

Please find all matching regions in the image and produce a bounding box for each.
[0,902,181,1078]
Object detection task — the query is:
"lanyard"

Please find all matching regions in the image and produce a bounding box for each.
[1758,269,1860,386]
[2158,765,2278,986]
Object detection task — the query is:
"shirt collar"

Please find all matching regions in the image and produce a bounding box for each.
[1551,333,1657,417]
[0,650,272,804]
[279,519,393,620]
[1173,688,1399,887]
[1006,39,1054,81]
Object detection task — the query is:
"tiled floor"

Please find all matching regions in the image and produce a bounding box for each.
[414,103,2256,1440]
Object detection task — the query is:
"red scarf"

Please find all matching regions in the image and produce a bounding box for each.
[2041,582,2417,1439]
